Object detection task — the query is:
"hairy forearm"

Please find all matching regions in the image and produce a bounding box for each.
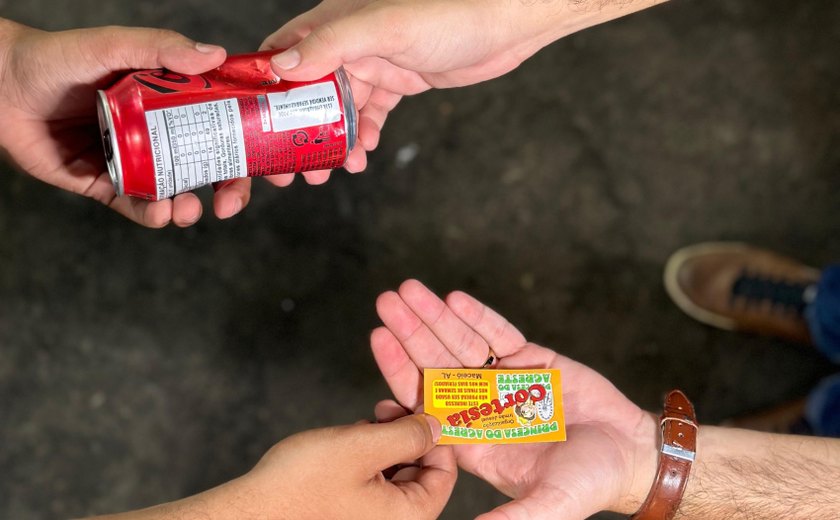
[676,426,840,519]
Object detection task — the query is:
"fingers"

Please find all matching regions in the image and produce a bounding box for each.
[495,344,563,371]
[356,87,402,151]
[57,141,195,229]
[263,173,296,188]
[171,193,203,227]
[376,279,494,369]
[212,178,250,219]
[445,290,527,357]
[107,196,171,229]
[96,172,201,228]
[77,26,226,75]
[390,442,455,483]
[262,170,334,189]
[267,7,411,82]
[374,399,411,423]
[344,146,368,173]
[358,415,455,517]
[376,289,462,370]
[371,327,423,410]
[300,169,332,185]
[390,443,457,518]
[398,280,494,367]
[343,414,442,475]
[358,114,382,151]
[375,279,526,394]
[344,57,430,96]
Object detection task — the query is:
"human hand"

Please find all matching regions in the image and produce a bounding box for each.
[91,413,456,520]
[260,0,666,180]
[371,279,659,520]
[245,413,456,519]
[0,19,246,227]
[258,0,559,181]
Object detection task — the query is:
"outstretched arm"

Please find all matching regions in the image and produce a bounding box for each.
[86,414,455,520]
[259,0,670,178]
[372,279,840,519]
[676,426,840,519]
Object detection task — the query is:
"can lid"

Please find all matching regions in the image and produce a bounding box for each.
[335,67,357,152]
[96,90,125,197]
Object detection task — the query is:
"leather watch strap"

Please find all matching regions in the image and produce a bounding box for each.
[631,390,697,520]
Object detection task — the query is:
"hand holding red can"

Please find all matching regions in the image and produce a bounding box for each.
[98,50,357,200]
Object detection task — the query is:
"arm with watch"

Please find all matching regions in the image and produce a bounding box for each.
[371,279,840,520]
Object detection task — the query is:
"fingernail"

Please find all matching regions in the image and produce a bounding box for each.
[271,49,301,70]
[423,414,442,444]
[195,42,223,54]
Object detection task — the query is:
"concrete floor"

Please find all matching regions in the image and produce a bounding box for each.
[1,1,839,518]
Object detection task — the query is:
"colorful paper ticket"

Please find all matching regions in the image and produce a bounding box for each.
[424,368,566,445]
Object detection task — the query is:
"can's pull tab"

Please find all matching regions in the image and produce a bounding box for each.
[101,128,114,162]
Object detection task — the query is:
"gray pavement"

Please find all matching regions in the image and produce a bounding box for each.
[1,1,839,518]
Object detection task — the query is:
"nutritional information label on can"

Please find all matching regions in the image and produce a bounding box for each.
[145,98,248,199]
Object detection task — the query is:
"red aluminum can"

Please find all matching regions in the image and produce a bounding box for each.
[97,50,357,200]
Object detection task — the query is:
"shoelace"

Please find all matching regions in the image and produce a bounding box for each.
[730,270,814,314]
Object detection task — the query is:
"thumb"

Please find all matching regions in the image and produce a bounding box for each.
[76,26,226,75]
[267,8,409,81]
[475,495,591,520]
[344,414,442,474]
[475,501,534,520]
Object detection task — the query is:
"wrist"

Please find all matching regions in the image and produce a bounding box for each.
[614,411,660,514]
[0,19,26,62]
[0,19,30,102]
[539,0,672,45]
[166,475,268,520]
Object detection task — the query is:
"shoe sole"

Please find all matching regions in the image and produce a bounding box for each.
[663,242,753,332]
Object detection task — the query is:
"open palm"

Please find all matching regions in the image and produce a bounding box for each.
[371,280,658,519]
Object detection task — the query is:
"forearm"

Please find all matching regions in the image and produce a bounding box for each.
[505,0,670,58]
[85,476,271,520]
[676,426,840,519]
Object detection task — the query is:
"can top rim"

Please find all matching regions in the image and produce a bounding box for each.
[97,90,124,197]
[335,67,357,152]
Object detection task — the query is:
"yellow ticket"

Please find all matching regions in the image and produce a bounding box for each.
[424,368,566,445]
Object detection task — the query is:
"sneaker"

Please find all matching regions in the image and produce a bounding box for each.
[664,242,820,345]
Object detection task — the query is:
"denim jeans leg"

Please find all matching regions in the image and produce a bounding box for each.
[805,265,840,363]
[805,373,840,438]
